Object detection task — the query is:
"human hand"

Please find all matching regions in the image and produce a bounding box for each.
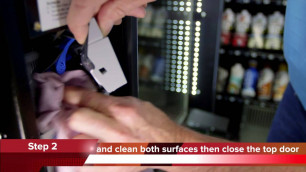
[64,87,228,172]
[67,0,155,44]
[64,86,184,142]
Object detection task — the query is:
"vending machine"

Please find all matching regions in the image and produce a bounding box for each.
[0,0,139,139]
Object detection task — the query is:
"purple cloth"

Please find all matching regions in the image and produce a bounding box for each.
[34,70,97,139]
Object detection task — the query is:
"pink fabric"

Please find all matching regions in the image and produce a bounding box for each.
[34,70,97,139]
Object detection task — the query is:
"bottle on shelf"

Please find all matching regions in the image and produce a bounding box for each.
[242,60,259,98]
[221,8,235,45]
[273,63,289,102]
[151,7,167,38]
[138,5,154,37]
[217,67,229,93]
[257,65,275,100]
[264,11,284,50]
[151,56,165,83]
[248,13,267,49]
[227,63,245,95]
[232,10,252,48]
[139,54,154,81]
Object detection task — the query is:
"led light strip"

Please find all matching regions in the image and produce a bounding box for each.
[167,0,192,12]
[164,0,196,94]
[164,18,191,94]
[181,20,191,94]
[186,0,192,12]
[191,21,201,95]
[196,0,202,13]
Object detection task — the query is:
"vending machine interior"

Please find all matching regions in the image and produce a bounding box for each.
[215,0,288,141]
[0,0,138,139]
[138,0,224,124]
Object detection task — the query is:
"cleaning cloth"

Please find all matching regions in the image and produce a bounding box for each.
[34,70,97,139]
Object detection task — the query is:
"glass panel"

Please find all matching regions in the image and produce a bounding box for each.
[138,0,197,123]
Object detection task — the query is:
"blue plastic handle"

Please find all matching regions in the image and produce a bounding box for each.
[55,38,75,75]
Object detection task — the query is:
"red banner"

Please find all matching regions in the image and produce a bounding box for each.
[1,140,306,171]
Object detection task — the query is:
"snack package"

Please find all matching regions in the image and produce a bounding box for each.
[265,11,284,50]
[248,13,267,49]
[232,10,252,47]
[221,8,235,45]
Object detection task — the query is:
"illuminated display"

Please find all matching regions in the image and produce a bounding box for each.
[164,0,202,96]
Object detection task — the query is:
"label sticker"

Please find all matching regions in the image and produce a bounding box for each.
[37,0,71,31]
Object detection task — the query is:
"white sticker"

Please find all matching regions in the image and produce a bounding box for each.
[37,0,71,31]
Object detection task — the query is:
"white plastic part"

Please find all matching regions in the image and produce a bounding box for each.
[87,19,127,93]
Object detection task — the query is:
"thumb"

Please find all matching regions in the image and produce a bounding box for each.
[67,0,107,44]
[97,6,147,36]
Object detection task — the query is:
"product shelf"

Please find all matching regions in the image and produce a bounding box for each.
[216,93,280,108]
[225,0,286,7]
[219,46,285,61]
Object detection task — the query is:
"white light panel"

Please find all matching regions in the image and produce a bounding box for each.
[164,0,203,96]
[191,21,201,95]
[165,18,192,94]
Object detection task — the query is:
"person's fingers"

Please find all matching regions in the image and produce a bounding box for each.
[64,87,143,124]
[68,0,154,41]
[67,0,107,44]
[64,86,115,113]
[127,6,147,18]
[96,0,155,35]
[68,107,121,141]
[114,19,122,25]
[73,134,96,139]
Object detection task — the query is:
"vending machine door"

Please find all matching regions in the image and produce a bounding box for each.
[138,0,224,123]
